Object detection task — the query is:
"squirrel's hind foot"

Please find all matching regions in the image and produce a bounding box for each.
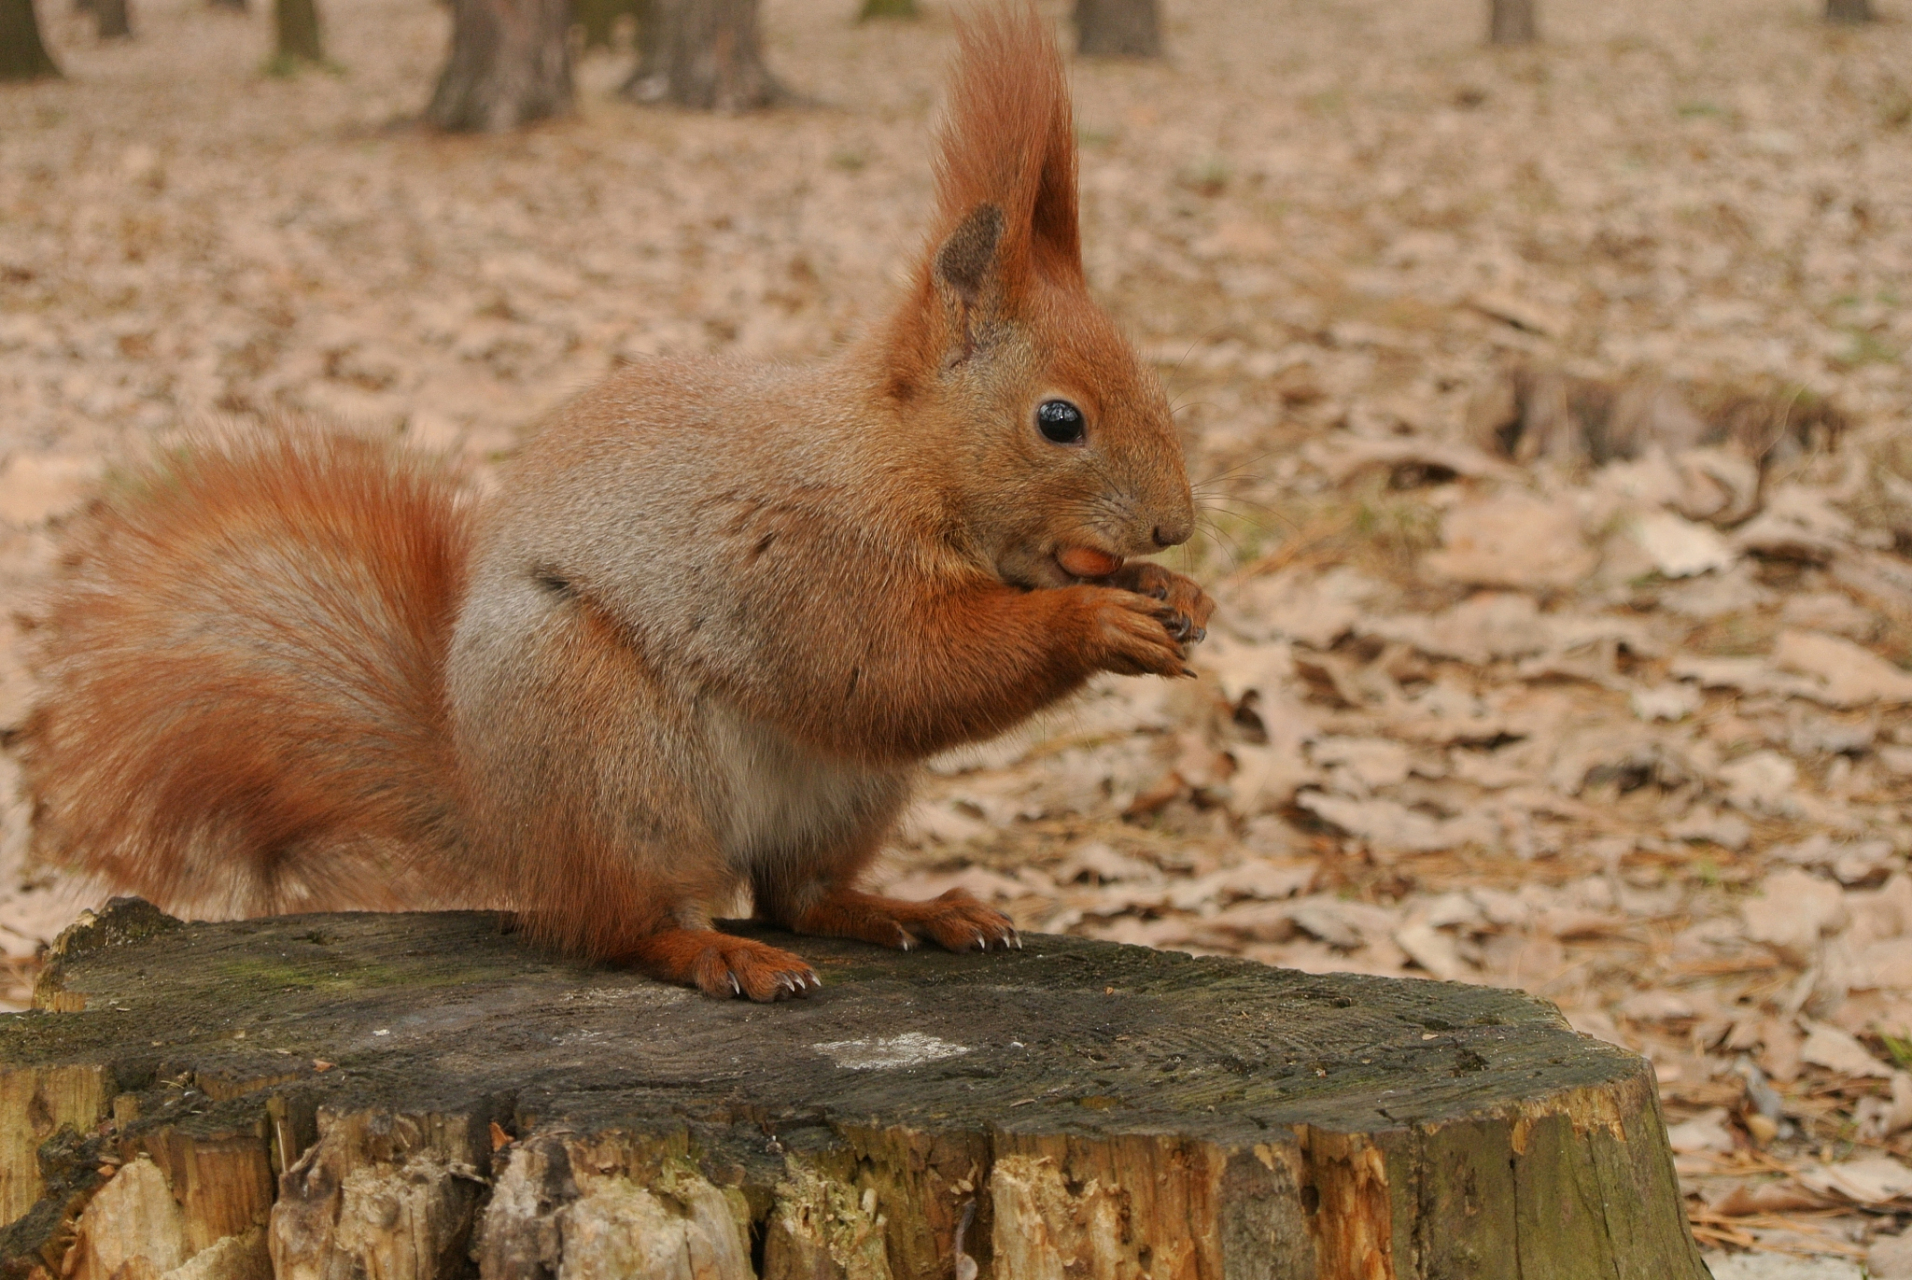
[781,887,1020,955]
[625,928,819,1002]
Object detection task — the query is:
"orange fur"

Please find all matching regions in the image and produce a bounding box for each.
[21,4,1215,1001]
[23,432,473,916]
[932,4,1081,285]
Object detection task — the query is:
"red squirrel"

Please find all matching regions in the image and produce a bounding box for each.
[20,4,1213,1001]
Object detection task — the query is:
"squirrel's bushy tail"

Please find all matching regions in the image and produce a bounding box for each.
[21,429,475,917]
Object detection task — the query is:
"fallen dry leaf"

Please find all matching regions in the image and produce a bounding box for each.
[1421,489,1600,591]
[3,0,1912,1262]
[1772,631,1912,708]
[1799,1023,1892,1080]
[1795,1156,1912,1207]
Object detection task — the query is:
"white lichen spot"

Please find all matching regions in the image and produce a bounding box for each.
[812,1031,972,1070]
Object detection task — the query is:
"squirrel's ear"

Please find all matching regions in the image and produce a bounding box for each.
[930,5,1082,295]
[882,7,1079,396]
[933,203,1005,307]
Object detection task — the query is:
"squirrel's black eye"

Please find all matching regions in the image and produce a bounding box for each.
[1036,399,1086,445]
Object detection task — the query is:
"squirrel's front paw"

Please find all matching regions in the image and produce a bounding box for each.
[1085,587,1197,679]
[1109,562,1214,648]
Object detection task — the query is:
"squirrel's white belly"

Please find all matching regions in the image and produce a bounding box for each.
[703,706,906,872]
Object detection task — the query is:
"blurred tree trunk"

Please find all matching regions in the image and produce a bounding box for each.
[1826,0,1874,21]
[859,0,915,18]
[575,0,635,51]
[95,0,130,37]
[623,0,656,81]
[274,0,322,63]
[0,0,60,79]
[620,0,784,110]
[428,0,573,131]
[1075,0,1160,57]
[1489,0,1536,44]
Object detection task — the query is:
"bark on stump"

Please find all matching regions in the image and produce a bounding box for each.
[1,899,1708,1280]
[621,0,785,111]
[0,0,60,80]
[1488,0,1537,45]
[1075,0,1162,59]
[427,0,573,132]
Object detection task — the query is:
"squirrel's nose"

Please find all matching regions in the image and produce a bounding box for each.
[1152,520,1191,548]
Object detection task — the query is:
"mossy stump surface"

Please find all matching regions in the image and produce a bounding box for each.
[0,899,1706,1279]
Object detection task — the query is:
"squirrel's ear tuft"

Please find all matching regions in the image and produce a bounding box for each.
[930,4,1081,294]
[934,203,1004,305]
[882,5,1080,398]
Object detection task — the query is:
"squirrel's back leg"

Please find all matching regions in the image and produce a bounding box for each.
[622,928,819,1001]
[449,582,818,999]
[752,830,1019,954]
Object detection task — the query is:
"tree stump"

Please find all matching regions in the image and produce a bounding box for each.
[1,900,1707,1279]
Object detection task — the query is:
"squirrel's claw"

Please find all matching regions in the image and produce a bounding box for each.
[782,969,820,996]
[638,932,819,1002]
[777,887,1016,959]
[1086,561,1214,681]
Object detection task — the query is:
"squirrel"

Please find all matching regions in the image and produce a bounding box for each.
[19,3,1214,1002]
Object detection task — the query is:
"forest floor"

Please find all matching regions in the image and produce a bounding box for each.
[3,0,1912,1271]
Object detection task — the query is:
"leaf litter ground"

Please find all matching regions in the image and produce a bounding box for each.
[2,0,1911,1270]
